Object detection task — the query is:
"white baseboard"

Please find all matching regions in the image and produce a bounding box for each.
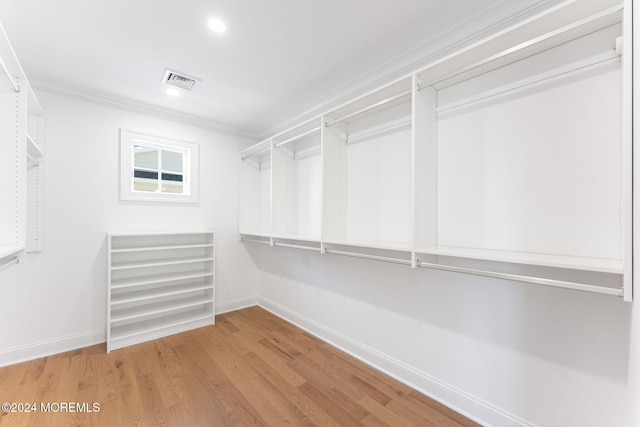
[216,295,259,315]
[258,297,534,427]
[0,296,533,427]
[0,329,105,368]
[0,296,258,368]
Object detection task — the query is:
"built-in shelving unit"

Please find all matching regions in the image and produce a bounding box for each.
[239,0,632,301]
[272,117,323,242]
[324,76,414,250]
[0,22,45,272]
[107,232,215,352]
[239,139,272,239]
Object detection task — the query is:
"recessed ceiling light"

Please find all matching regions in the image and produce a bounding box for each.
[208,17,226,33]
[166,88,180,97]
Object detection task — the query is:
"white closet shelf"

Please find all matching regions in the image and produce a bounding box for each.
[111,281,212,305]
[416,246,623,274]
[111,256,213,271]
[241,139,271,160]
[0,245,24,259]
[274,126,322,148]
[110,308,213,342]
[111,243,213,253]
[416,2,622,89]
[111,295,213,323]
[324,76,413,125]
[107,232,215,352]
[109,231,212,237]
[323,239,413,253]
[326,89,412,127]
[111,270,213,289]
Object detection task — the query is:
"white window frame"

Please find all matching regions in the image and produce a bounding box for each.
[120,129,199,203]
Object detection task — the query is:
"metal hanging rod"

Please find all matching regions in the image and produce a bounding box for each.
[278,146,321,160]
[294,146,321,160]
[417,260,623,297]
[0,54,19,93]
[325,249,412,266]
[346,119,411,144]
[240,138,272,160]
[240,237,270,245]
[437,50,618,115]
[420,3,622,91]
[0,257,19,273]
[274,127,322,148]
[273,241,321,252]
[325,90,412,127]
[241,146,270,161]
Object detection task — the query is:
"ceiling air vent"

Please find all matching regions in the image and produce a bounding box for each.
[161,69,201,92]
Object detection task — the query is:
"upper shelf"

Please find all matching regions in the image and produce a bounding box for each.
[416,0,622,90]
[0,245,24,260]
[325,76,413,127]
[241,139,271,160]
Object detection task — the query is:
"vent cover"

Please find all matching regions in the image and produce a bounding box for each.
[161,69,201,92]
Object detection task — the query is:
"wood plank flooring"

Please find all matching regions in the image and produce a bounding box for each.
[0,306,480,426]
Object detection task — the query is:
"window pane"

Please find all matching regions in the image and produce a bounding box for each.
[162,150,183,173]
[161,172,183,193]
[133,170,158,192]
[162,181,184,193]
[134,145,158,169]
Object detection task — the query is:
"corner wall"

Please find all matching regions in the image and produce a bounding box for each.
[0,90,259,366]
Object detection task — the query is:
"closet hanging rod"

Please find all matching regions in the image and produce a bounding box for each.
[294,146,321,160]
[420,3,622,91]
[325,90,412,127]
[0,257,18,273]
[437,50,618,115]
[417,260,623,297]
[347,119,412,143]
[273,241,321,252]
[0,54,19,93]
[325,249,412,266]
[240,237,270,245]
[274,126,322,148]
[241,146,270,161]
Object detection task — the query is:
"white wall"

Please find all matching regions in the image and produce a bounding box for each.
[0,90,259,366]
[254,247,634,427]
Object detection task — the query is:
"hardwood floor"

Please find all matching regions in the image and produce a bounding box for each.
[0,306,480,426]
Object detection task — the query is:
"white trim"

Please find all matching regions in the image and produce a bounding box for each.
[216,295,260,315]
[120,129,199,204]
[31,83,258,139]
[259,0,565,138]
[0,329,104,368]
[258,297,536,427]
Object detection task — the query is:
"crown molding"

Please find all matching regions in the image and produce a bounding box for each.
[259,0,564,138]
[31,81,259,140]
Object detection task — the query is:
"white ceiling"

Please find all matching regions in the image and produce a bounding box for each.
[0,0,557,137]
